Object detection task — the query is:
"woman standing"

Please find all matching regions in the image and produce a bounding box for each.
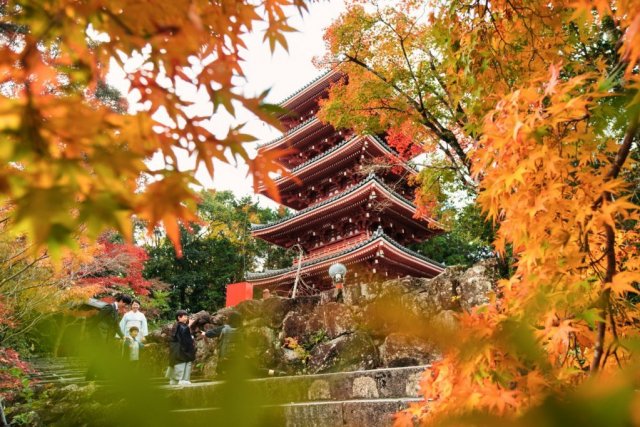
[119,299,149,341]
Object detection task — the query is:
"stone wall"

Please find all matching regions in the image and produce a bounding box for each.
[146,260,498,378]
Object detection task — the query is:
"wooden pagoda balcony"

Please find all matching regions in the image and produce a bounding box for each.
[302,234,371,262]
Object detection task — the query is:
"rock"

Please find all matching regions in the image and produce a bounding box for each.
[342,283,361,305]
[235,299,263,320]
[457,259,498,311]
[190,310,211,329]
[379,333,437,367]
[282,311,311,342]
[144,324,171,343]
[319,289,334,305]
[356,281,384,303]
[210,306,239,326]
[308,332,380,374]
[359,298,418,338]
[405,371,423,397]
[432,310,458,332]
[414,267,464,313]
[290,295,323,309]
[262,297,296,328]
[312,302,355,339]
[244,326,278,368]
[277,347,307,374]
[196,336,220,378]
[140,342,169,375]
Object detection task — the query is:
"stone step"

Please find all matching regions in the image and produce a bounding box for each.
[167,365,429,408]
[26,357,206,387]
[168,397,422,427]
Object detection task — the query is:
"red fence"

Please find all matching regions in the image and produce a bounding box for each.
[226,282,253,307]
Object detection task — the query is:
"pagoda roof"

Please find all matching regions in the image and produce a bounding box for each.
[257,116,331,151]
[277,69,342,111]
[251,174,441,237]
[246,229,444,284]
[257,134,416,194]
[290,133,415,175]
[258,116,317,149]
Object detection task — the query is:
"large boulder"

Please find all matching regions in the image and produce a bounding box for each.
[282,302,356,348]
[307,332,380,373]
[210,306,240,326]
[190,310,212,330]
[457,259,498,311]
[413,266,466,313]
[281,311,310,342]
[432,310,458,332]
[235,299,263,321]
[260,297,297,328]
[379,333,438,367]
[196,335,220,378]
[311,302,355,339]
[243,325,279,368]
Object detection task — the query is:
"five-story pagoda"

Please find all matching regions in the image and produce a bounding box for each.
[247,70,444,295]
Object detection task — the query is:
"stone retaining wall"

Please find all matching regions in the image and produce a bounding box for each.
[146,260,497,378]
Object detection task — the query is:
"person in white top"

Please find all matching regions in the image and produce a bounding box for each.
[119,300,149,341]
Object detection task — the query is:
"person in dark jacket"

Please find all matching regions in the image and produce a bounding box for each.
[96,293,132,342]
[86,293,132,380]
[168,310,196,385]
[204,311,242,377]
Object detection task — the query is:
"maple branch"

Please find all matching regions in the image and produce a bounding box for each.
[425,52,467,128]
[587,117,638,373]
[399,37,425,113]
[10,279,60,294]
[0,244,32,266]
[343,53,472,181]
[606,119,639,181]
[602,342,613,367]
[559,332,574,367]
[592,115,639,209]
[1,312,49,345]
[344,54,423,114]
[373,11,427,117]
[353,105,407,114]
[103,9,135,36]
[0,253,49,290]
[590,222,615,373]
[609,301,620,343]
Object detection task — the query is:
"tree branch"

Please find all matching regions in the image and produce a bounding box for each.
[590,116,639,373]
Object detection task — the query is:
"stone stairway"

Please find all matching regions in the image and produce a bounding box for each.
[166,365,429,426]
[26,356,206,387]
[26,357,429,426]
[27,356,89,386]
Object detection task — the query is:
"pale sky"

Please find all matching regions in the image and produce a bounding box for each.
[205,0,346,206]
[108,1,346,210]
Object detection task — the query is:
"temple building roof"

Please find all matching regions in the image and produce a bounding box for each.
[256,134,416,201]
[289,134,415,175]
[251,174,441,243]
[246,229,444,287]
[277,69,342,113]
[258,116,328,150]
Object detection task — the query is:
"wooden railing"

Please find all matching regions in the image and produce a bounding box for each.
[302,234,371,262]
